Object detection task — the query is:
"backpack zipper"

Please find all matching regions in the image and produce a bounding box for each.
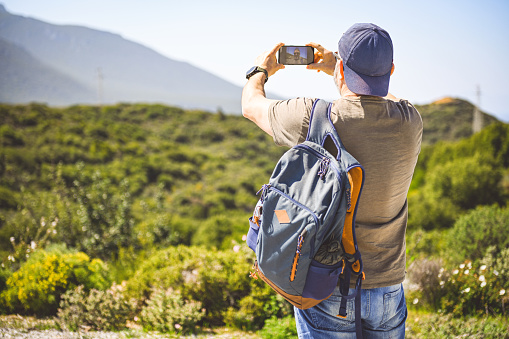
[294,144,342,180]
[290,228,308,282]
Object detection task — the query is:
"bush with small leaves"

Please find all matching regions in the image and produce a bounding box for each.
[58,283,135,331]
[140,287,205,334]
[0,247,110,316]
[440,250,509,317]
[125,245,252,326]
[446,205,509,265]
[259,316,297,339]
[405,258,447,311]
[223,283,292,331]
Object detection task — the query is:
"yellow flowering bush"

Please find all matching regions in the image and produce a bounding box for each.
[0,247,110,316]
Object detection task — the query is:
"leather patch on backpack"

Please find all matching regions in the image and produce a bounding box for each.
[275,210,290,224]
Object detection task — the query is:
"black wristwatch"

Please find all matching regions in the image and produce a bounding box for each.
[246,66,268,83]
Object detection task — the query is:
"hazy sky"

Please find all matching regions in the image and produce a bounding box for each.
[2,0,509,121]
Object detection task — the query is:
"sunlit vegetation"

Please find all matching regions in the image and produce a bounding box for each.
[0,102,508,336]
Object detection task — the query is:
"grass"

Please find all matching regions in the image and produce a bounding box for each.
[406,309,509,339]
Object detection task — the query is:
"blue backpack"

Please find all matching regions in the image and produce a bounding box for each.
[247,99,365,336]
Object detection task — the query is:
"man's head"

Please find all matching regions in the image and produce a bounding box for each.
[337,23,393,97]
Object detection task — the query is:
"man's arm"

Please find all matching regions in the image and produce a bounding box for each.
[241,43,285,136]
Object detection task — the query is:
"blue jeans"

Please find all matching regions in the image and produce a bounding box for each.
[294,283,407,338]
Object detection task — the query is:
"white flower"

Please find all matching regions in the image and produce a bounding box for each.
[461,287,471,294]
[413,298,419,305]
[480,265,487,271]
[440,281,445,286]
[233,245,240,253]
[453,269,459,275]
[30,241,37,250]
[9,237,15,243]
[175,324,182,330]
[242,234,247,241]
[459,264,465,269]
[480,282,487,288]
[464,269,469,275]
[467,262,472,269]
[479,275,485,282]
[7,255,15,262]
[500,289,506,296]
[494,270,499,276]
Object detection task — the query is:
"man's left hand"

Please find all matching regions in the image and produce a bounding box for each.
[254,42,286,78]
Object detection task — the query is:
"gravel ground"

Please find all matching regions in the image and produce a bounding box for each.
[0,316,260,339]
[0,327,260,339]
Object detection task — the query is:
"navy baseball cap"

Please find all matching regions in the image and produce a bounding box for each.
[338,23,393,96]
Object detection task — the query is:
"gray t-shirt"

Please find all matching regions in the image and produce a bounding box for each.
[268,96,423,289]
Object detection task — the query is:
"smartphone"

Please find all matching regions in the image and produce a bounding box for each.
[278,46,314,65]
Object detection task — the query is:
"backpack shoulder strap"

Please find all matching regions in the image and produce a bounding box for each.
[305,99,344,159]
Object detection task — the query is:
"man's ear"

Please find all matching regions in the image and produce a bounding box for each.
[390,63,395,76]
[339,60,345,79]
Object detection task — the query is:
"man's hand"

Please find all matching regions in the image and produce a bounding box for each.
[254,42,286,78]
[306,42,336,76]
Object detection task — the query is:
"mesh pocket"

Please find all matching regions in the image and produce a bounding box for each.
[302,260,342,299]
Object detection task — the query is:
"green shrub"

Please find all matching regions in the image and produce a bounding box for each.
[259,316,297,339]
[407,313,509,339]
[427,154,503,210]
[446,205,509,264]
[125,245,252,326]
[223,284,293,331]
[408,251,509,317]
[407,192,458,230]
[58,283,135,331]
[0,268,12,314]
[405,258,446,311]
[140,287,205,334]
[0,247,110,316]
[406,228,446,263]
[440,249,509,317]
[408,153,506,231]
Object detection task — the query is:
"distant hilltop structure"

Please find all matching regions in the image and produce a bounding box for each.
[472,85,483,134]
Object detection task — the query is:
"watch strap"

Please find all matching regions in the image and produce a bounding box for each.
[246,66,268,83]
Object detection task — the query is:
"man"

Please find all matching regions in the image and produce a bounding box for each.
[242,23,422,338]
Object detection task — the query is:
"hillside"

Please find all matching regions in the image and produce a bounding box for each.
[415,97,499,144]
[0,102,508,334]
[0,4,243,113]
[0,37,94,104]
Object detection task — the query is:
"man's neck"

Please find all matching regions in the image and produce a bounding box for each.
[339,83,360,98]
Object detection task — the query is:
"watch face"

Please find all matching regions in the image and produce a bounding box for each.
[246,66,258,77]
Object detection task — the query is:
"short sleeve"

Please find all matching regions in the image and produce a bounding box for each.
[268,98,315,147]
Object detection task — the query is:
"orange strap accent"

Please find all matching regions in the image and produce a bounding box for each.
[342,168,363,255]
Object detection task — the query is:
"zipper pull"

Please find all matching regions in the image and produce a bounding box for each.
[290,229,308,282]
[318,157,330,180]
[256,184,271,203]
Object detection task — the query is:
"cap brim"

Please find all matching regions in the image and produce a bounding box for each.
[343,63,390,97]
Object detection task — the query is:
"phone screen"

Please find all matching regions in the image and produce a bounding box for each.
[278,46,314,65]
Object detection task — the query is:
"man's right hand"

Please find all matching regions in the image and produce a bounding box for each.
[306,42,336,76]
